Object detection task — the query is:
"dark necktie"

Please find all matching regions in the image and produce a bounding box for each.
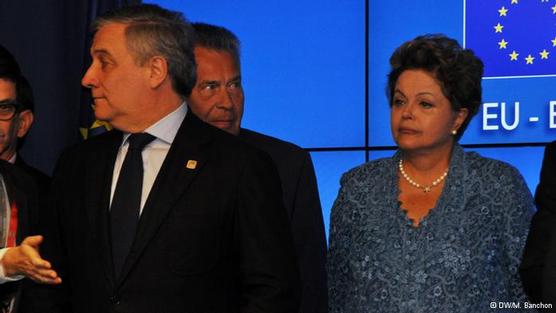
[111,133,155,278]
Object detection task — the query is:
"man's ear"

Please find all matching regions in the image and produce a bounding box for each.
[16,110,34,138]
[148,56,169,89]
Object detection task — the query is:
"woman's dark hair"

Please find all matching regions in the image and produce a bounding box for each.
[387,34,484,140]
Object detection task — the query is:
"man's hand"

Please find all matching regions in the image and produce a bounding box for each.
[1,235,61,284]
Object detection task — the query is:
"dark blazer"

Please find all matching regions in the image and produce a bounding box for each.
[0,160,41,313]
[14,157,51,207]
[239,129,327,313]
[21,112,300,313]
[520,141,556,308]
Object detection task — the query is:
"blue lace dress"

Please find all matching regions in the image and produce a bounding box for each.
[328,145,534,313]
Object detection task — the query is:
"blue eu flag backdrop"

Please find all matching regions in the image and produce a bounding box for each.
[465,0,556,78]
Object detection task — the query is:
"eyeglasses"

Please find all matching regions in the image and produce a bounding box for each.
[0,100,19,121]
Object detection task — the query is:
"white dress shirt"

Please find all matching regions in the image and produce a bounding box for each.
[110,103,187,214]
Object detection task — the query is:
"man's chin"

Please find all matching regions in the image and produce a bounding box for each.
[210,121,238,135]
[223,126,240,136]
[93,110,112,123]
[228,127,240,136]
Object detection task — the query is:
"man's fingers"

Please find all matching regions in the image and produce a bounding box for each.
[21,235,43,248]
[33,273,61,284]
[21,244,51,268]
[32,268,58,279]
[30,274,62,285]
[30,258,51,269]
[15,255,55,278]
[26,266,61,285]
[2,239,57,279]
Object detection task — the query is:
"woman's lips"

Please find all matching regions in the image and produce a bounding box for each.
[398,127,419,134]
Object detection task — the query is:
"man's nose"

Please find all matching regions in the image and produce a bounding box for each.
[216,88,234,109]
[81,65,97,88]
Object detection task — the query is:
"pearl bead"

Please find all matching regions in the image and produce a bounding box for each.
[398,159,448,193]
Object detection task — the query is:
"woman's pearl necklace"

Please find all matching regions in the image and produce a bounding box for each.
[398,159,448,193]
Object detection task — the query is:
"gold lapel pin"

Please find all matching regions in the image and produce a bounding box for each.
[186,160,197,169]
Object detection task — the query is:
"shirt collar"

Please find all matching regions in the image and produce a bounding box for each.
[122,103,188,145]
[8,153,16,164]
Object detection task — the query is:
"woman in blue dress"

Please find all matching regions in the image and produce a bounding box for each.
[328,34,534,313]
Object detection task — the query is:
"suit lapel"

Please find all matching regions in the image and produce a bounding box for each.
[86,131,122,290]
[117,112,212,285]
[12,183,28,243]
[2,166,29,243]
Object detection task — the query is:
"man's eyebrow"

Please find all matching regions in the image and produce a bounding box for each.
[91,49,112,57]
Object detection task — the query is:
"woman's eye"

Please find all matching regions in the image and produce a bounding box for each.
[393,98,404,107]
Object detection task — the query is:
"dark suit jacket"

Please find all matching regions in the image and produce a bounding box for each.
[21,112,300,313]
[14,157,51,210]
[520,141,556,308]
[0,160,41,313]
[239,129,327,313]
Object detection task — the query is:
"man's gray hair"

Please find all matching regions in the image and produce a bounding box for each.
[192,23,241,68]
[93,4,197,97]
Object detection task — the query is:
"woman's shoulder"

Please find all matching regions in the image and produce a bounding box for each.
[463,151,523,183]
[341,157,395,184]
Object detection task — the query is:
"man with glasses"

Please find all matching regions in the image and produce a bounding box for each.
[0,44,60,312]
[0,46,50,186]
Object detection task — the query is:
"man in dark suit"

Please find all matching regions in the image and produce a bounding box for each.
[520,141,556,308]
[0,45,50,206]
[22,4,299,313]
[187,23,327,313]
[0,161,55,313]
[0,45,60,312]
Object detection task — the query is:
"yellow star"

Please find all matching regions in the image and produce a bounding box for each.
[499,6,508,16]
[509,51,519,61]
[525,54,535,64]
[540,49,550,59]
[79,128,89,140]
[91,120,113,130]
[552,37,556,47]
[552,4,556,14]
[498,39,508,49]
[511,0,518,3]
[494,23,504,33]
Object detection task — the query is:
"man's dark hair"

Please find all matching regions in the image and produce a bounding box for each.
[387,34,484,141]
[0,45,34,112]
[0,45,20,77]
[93,4,197,97]
[192,23,241,68]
